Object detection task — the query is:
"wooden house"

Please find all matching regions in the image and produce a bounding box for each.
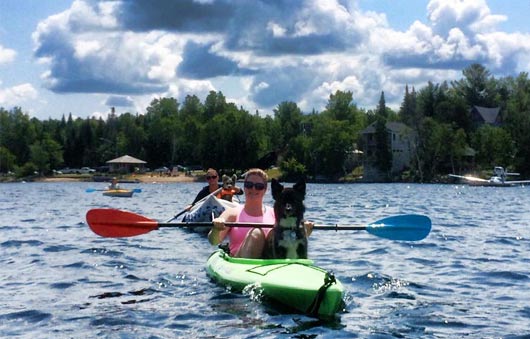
[361,121,415,181]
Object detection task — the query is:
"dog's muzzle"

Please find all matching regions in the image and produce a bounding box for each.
[284,203,294,216]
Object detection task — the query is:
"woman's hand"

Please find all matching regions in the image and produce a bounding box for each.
[208,217,227,245]
[303,220,314,236]
[212,217,227,232]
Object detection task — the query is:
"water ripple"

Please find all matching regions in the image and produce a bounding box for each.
[3,309,51,322]
[1,182,530,338]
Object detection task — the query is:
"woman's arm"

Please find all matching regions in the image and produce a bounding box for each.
[208,208,237,245]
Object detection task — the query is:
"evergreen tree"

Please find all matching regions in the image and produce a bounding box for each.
[452,63,498,107]
[273,101,303,150]
[399,84,417,126]
[374,92,392,179]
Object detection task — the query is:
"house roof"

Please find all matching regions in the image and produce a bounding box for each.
[106,155,147,164]
[472,106,500,124]
[361,121,411,134]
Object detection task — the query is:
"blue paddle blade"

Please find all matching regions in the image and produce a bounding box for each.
[133,188,142,193]
[366,214,431,241]
[85,188,97,192]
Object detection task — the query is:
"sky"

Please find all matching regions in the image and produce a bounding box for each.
[1,0,529,121]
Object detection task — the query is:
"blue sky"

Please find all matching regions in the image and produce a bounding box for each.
[1,0,529,121]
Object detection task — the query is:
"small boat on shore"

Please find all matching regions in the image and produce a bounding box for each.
[205,249,344,318]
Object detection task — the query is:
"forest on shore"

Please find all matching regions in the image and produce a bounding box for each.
[1,63,530,182]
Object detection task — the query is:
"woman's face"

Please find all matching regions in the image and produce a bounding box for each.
[244,174,267,201]
[206,172,218,185]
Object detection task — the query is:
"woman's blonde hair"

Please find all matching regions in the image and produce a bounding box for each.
[244,168,268,183]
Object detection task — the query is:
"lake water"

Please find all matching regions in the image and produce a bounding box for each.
[1,181,529,338]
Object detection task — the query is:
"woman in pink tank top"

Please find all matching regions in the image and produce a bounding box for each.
[208,168,274,258]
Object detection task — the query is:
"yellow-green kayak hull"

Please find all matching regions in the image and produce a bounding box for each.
[205,249,344,318]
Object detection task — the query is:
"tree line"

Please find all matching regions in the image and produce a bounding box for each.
[1,63,530,182]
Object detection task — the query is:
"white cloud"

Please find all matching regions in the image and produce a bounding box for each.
[0,45,16,64]
[90,111,109,120]
[166,79,216,103]
[427,0,506,36]
[68,0,119,30]
[25,0,530,119]
[74,39,103,58]
[255,82,269,91]
[475,31,530,71]
[0,83,38,106]
[267,22,287,37]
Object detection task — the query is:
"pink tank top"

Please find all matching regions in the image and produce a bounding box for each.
[228,205,275,255]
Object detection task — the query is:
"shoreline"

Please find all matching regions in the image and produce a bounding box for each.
[55,174,200,183]
[1,174,202,184]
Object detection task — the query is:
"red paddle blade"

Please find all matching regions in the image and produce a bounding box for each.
[86,208,159,237]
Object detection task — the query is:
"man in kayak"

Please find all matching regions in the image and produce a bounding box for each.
[208,168,313,258]
[108,177,119,190]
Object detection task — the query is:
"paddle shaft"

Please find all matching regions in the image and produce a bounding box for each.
[153,221,367,231]
[86,188,141,193]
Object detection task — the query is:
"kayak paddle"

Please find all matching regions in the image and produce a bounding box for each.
[86,188,142,193]
[86,208,431,241]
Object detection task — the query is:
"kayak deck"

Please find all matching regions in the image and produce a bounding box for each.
[206,249,344,318]
[181,195,238,232]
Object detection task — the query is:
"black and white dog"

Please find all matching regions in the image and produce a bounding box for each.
[266,178,308,259]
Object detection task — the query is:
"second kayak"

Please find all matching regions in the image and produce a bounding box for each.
[102,189,134,197]
[181,195,239,233]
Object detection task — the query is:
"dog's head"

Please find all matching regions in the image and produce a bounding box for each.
[271,178,306,227]
[222,174,237,189]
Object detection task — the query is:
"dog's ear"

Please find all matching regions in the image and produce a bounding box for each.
[221,175,229,187]
[271,178,283,201]
[231,174,237,183]
[293,178,306,199]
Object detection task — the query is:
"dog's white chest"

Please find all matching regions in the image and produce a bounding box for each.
[277,218,305,259]
[277,236,304,259]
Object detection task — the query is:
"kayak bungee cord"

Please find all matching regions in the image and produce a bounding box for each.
[307,271,338,317]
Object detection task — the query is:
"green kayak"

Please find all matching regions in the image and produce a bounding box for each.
[205,249,344,317]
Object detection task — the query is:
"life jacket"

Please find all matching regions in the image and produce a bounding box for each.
[217,188,237,201]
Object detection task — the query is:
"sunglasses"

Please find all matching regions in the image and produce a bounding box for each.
[206,175,218,180]
[244,181,266,190]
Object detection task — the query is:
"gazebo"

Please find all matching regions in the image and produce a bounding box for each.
[106,155,147,173]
